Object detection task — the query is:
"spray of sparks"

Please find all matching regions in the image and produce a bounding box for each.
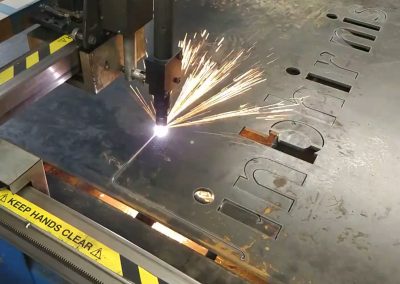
[130,30,298,129]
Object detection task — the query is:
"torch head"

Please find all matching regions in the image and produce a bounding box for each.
[154,91,171,126]
[153,92,170,138]
[145,50,182,127]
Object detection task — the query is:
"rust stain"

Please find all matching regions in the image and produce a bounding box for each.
[264,207,273,215]
[273,177,287,188]
[241,240,256,252]
[262,234,271,240]
[207,240,274,282]
[44,163,135,215]
[240,127,277,147]
[263,204,279,215]
[215,256,269,284]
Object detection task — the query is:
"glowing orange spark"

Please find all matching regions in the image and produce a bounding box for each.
[169,104,297,128]
[169,69,266,126]
[129,85,155,121]
[129,30,298,129]
[168,31,263,124]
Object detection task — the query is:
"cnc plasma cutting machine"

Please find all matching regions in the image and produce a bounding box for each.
[0,0,399,283]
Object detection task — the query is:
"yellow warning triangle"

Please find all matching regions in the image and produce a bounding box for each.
[90,248,102,260]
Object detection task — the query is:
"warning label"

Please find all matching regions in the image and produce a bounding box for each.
[0,189,122,275]
[49,35,74,54]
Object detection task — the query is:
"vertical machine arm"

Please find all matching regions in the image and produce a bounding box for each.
[146,0,182,126]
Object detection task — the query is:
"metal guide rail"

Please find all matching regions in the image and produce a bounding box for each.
[0,33,80,124]
[0,186,198,284]
[0,34,74,85]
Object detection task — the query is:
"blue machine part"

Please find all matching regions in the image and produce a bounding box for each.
[0,238,33,283]
[0,238,67,284]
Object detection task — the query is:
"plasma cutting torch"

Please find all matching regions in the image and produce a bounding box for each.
[0,0,182,126]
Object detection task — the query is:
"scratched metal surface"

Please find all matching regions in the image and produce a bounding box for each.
[1,1,400,283]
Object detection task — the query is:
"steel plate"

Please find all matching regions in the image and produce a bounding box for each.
[1,1,400,283]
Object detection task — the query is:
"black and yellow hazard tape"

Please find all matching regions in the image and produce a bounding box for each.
[0,189,168,284]
[120,256,168,284]
[0,35,74,86]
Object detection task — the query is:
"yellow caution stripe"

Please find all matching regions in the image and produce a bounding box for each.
[0,189,168,284]
[0,66,14,85]
[0,35,74,86]
[121,255,168,284]
[26,51,39,69]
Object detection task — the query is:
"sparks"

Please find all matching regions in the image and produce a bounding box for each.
[129,30,298,131]
[169,105,297,128]
[168,69,266,126]
[129,85,155,121]
[168,30,268,126]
